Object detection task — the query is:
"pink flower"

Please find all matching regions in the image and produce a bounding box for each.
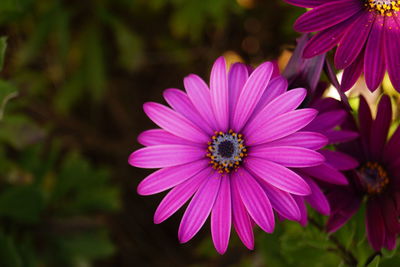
[129,57,326,254]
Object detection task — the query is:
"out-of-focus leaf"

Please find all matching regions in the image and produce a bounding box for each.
[57,231,115,264]
[0,232,21,267]
[0,114,45,149]
[83,25,106,102]
[0,186,44,223]
[0,80,18,120]
[0,37,7,71]
[369,256,380,267]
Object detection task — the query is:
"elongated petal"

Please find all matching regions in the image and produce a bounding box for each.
[232,169,275,233]
[246,157,311,195]
[178,173,221,243]
[263,131,328,150]
[384,16,400,92]
[228,63,249,126]
[366,199,385,251]
[210,57,229,131]
[250,146,325,168]
[303,15,359,58]
[370,95,392,161]
[164,89,213,134]
[211,175,231,254]
[293,195,308,226]
[358,95,372,153]
[233,62,273,131]
[341,51,364,92]
[129,145,204,168]
[324,129,358,144]
[154,168,210,223]
[326,190,361,232]
[144,102,208,143]
[384,125,400,162]
[304,110,346,132]
[184,74,217,129]
[334,12,374,69]
[231,180,254,249]
[319,150,358,170]
[302,175,330,215]
[364,15,385,91]
[245,109,318,146]
[251,76,288,118]
[138,129,202,147]
[294,0,363,33]
[301,163,348,184]
[260,180,300,221]
[137,159,208,195]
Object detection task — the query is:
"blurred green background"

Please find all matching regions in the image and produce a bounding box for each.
[1,0,399,266]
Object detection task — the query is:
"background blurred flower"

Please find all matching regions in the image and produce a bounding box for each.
[285,0,400,93]
[129,56,327,254]
[326,95,400,251]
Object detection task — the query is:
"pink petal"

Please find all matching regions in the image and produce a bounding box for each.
[129,145,205,168]
[138,129,201,147]
[184,74,217,129]
[264,131,328,150]
[246,157,311,195]
[304,110,347,132]
[143,102,209,143]
[319,150,358,171]
[334,11,374,69]
[284,0,328,8]
[340,51,364,92]
[154,168,210,223]
[301,163,348,185]
[293,195,308,226]
[231,178,254,249]
[260,180,301,221]
[178,172,221,243]
[250,146,325,168]
[137,159,208,195]
[163,88,213,135]
[294,0,363,33]
[231,168,275,233]
[246,88,307,132]
[364,15,385,91]
[210,57,229,131]
[211,175,232,254]
[324,129,359,144]
[245,109,318,146]
[251,76,288,118]
[302,175,330,215]
[228,63,249,126]
[232,62,273,132]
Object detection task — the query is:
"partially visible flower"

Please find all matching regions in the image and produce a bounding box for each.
[326,95,400,251]
[285,0,400,92]
[129,57,327,253]
[280,34,359,225]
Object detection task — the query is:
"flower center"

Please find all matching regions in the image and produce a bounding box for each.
[366,0,400,16]
[207,130,247,174]
[358,162,389,195]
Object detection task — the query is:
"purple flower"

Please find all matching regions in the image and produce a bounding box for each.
[129,57,327,254]
[325,95,400,251]
[285,0,400,92]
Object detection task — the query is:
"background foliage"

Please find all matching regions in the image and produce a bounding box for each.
[0,0,399,266]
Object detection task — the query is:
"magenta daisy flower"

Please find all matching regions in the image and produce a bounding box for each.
[129,57,327,254]
[325,95,400,251]
[285,0,400,92]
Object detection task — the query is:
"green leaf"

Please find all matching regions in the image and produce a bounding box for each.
[368,255,380,267]
[0,232,22,267]
[0,80,17,121]
[0,37,7,71]
[0,186,44,223]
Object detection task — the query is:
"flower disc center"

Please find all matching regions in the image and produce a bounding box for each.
[358,162,389,195]
[207,130,247,174]
[366,0,400,16]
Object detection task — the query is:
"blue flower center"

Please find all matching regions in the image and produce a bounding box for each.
[207,130,247,174]
[358,162,389,195]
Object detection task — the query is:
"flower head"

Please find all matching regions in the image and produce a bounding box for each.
[325,94,400,251]
[285,0,400,92]
[129,57,327,253]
